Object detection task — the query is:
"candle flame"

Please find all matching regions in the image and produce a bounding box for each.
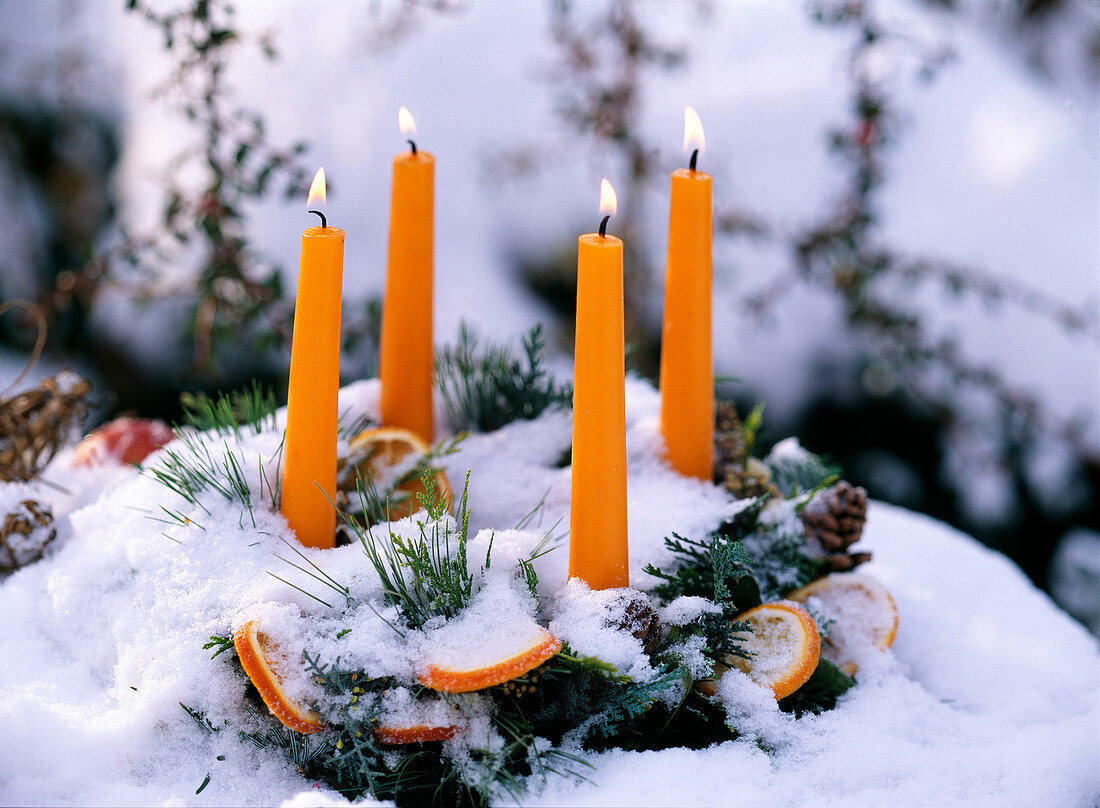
[684,106,705,155]
[599,178,617,218]
[307,167,327,208]
[398,106,417,137]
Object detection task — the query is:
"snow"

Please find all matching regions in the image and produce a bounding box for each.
[0,378,1096,807]
[418,578,544,674]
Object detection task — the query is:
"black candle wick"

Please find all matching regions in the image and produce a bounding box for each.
[689,148,699,172]
[308,209,327,228]
[598,214,611,238]
[407,139,418,155]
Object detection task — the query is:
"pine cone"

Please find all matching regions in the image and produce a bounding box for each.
[0,499,56,572]
[713,401,777,500]
[713,400,745,485]
[801,481,870,572]
[607,589,662,657]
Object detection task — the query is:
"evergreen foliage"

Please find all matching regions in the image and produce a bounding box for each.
[179,381,277,437]
[436,324,571,433]
[777,659,854,716]
[766,452,838,499]
[344,469,474,630]
[145,431,272,525]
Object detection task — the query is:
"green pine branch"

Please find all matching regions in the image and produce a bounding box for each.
[179,381,278,438]
[436,323,571,433]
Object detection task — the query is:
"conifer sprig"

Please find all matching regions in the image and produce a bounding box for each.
[436,323,571,433]
[179,381,278,438]
[344,470,475,630]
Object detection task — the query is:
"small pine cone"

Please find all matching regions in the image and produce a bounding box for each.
[607,589,662,657]
[713,401,779,500]
[0,499,57,572]
[713,400,745,486]
[801,481,870,570]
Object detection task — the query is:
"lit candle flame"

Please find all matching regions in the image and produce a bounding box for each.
[599,178,617,219]
[684,106,705,155]
[307,167,327,208]
[398,106,417,137]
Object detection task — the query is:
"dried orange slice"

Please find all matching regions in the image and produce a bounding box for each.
[788,573,898,675]
[373,722,461,745]
[419,626,562,694]
[233,619,324,734]
[698,601,821,700]
[341,426,451,521]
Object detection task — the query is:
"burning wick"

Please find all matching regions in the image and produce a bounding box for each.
[689,148,699,172]
[407,139,418,155]
[598,214,611,238]
[308,209,327,228]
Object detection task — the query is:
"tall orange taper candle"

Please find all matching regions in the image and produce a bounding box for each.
[379,106,435,442]
[569,179,629,590]
[281,168,344,549]
[659,106,713,480]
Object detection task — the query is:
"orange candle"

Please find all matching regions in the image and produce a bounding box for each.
[569,179,629,590]
[281,168,344,550]
[659,106,713,480]
[379,106,435,442]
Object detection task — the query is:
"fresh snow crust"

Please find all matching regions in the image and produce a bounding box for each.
[0,378,1096,807]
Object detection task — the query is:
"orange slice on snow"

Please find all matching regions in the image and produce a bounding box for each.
[698,601,821,700]
[787,573,898,676]
[341,426,451,521]
[373,722,461,745]
[233,619,324,734]
[419,625,562,694]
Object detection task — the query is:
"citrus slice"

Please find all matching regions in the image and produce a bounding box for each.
[697,601,821,700]
[419,626,561,693]
[787,573,898,676]
[73,418,175,467]
[233,619,324,734]
[373,722,461,745]
[340,426,451,522]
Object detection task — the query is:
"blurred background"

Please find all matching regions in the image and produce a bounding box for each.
[0,0,1097,630]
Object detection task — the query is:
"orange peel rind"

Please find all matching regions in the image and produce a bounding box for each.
[697,601,821,701]
[418,629,562,694]
[728,601,821,699]
[342,426,452,522]
[787,572,898,675]
[233,619,324,734]
[373,723,461,745]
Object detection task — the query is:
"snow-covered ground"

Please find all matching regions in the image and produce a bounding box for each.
[0,379,1096,807]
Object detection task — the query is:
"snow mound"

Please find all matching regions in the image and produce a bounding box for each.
[0,380,1097,807]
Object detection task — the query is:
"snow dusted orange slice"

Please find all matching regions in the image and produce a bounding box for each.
[698,601,821,700]
[788,573,898,676]
[419,627,561,693]
[233,619,324,734]
[417,582,562,693]
[344,426,452,521]
[373,722,461,745]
